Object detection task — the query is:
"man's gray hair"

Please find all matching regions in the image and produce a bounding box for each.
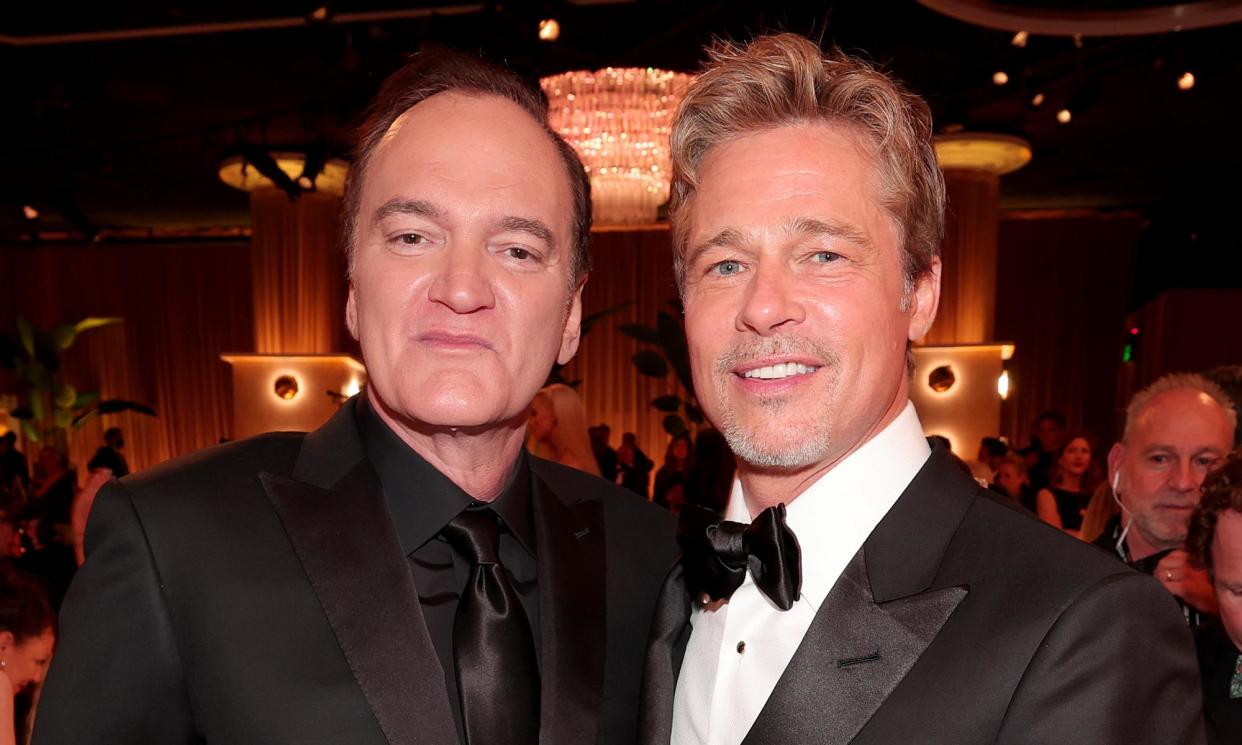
[1123,372,1238,442]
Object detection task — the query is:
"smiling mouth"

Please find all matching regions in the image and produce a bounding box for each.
[739,362,820,380]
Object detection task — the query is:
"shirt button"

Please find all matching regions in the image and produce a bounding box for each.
[736,640,746,654]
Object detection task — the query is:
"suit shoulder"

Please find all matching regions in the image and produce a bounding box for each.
[118,431,305,504]
[956,487,1136,589]
[530,456,674,530]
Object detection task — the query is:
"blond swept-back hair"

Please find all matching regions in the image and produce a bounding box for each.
[1123,372,1238,442]
[668,33,945,295]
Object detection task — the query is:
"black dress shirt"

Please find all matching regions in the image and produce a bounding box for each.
[1092,515,1209,629]
[357,398,539,745]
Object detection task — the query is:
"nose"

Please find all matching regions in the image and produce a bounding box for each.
[427,242,495,314]
[735,260,804,336]
[1169,458,1198,493]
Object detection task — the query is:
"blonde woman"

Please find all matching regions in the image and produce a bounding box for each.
[528,384,600,477]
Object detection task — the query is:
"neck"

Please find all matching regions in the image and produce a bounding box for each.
[1123,521,1178,562]
[369,389,525,502]
[736,389,908,519]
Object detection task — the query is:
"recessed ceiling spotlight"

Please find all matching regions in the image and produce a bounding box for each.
[22,205,38,220]
[1178,71,1196,90]
[1011,30,1029,48]
[538,18,560,41]
[992,70,1009,85]
[297,175,314,190]
[308,6,329,23]
[1031,92,1046,106]
[1056,108,1072,124]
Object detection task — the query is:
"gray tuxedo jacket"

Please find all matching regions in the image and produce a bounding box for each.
[641,449,1205,745]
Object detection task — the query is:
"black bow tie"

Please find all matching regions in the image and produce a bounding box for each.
[677,502,802,611]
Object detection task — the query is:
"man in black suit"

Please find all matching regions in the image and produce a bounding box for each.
[35,49,674,745]
[640,33,1203,745]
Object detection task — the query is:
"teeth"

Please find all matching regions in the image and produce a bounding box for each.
[742,362,818,380]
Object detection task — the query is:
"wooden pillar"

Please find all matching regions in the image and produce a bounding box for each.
[248,189,347,354]
[923,133,1031,345]
[925,168,999,344]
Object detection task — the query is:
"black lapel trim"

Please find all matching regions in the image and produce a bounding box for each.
[744,552,968,745]
[262,458,458,745]
[638,563,691,745]
[866,449,978,603]
[531,470,606,745]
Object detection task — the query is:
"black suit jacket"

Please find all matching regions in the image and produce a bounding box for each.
[641,449,1204,745]
[35,399,676,745]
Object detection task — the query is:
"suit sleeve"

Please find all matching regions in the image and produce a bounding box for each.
[33,481,198,745]
[995,570,1205,745]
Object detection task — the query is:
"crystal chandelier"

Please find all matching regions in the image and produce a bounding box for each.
[541,67,692,226]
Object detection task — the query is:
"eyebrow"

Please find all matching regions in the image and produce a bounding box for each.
[496,215,556,247]
[372,198,444,225]
[685,216,874,269]
[784,216,875,252]
[685,227,745,270]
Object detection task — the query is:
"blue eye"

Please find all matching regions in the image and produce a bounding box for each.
[712,260,743,276]
[813,251,840,263]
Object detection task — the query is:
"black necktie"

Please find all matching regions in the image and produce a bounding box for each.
[677,502,802,610]
[442,508,540,745]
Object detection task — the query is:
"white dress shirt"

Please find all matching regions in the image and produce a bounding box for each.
[671,402,932,745]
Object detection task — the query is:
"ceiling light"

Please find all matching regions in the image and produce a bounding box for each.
[541,67,692,225]
[1011,30,1029,48]
[538,18,560,41]
[997,370,1011,399]
[218,153,349,196]
[1178,71,1195,90]
[992,70,1009,85]
[21,205,39,220]
[1031,92,1046,106]
[308,6,329,23]
[1056,108,1072,124]
[296,175,314,190]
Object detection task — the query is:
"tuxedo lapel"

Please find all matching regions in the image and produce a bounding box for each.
[531,470,607,745]
[261,400,457,745]
[638,564,691,745]
[743,450,976,745]
[743,552,967,745]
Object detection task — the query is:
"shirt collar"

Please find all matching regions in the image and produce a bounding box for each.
[726,401,931,612]
[356,395,535,557]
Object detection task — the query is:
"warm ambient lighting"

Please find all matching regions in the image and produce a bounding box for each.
[541,67,692,225]
[992,70,1009,85]
[1031,92,1046,107]
[1056,108,1072,124]
[218,153,349,196]
[934,133,1032,175]
[997,370,1011,400]
[1178,71,1196,90]
[21,205,38,220]
[1011,30,1029,47]
[538,18,560,41]
[274,375,299,401]
[344,378,362,397]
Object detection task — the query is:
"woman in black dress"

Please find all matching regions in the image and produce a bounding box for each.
[1036,430,1103,538]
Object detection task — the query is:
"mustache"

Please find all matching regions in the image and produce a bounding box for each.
[714,336,839,376]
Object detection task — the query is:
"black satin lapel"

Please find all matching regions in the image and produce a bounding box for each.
[639,563,691,745]
[532,475,606,745]
[262,463,458,745]
[744,552,968,745]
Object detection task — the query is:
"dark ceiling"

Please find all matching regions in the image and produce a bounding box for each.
[2,0,1241,245]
